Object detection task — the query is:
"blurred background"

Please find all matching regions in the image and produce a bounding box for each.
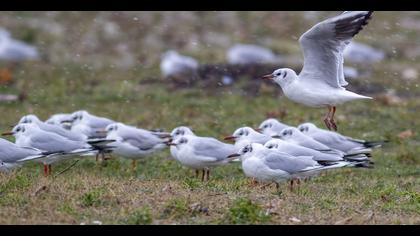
[0,11,419,134]
[0,11,419,225]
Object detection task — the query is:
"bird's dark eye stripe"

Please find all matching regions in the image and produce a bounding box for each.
[283,71,287,78]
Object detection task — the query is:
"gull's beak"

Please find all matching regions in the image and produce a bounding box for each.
[166,142,177,146]
[254,128,262,132]
[261,74,274,80]
[60,120,73,124]
[96,130,107,135]
[224,135,236,141]
[271,135,281,139]
[227,153,241,158]
[2,131,14,136]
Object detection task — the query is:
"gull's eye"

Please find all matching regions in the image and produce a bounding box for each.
[239,131,243,136]
[282,131,288,136]
[16,128,20,132]
[263,125,268,128]
[276,72,281,76]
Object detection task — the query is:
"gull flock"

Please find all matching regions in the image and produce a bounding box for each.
[0,11,386,191]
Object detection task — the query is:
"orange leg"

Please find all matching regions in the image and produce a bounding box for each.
[43,164,48,177]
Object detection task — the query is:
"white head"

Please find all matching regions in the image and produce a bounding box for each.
[4,123,39,139]
[224,127,263,143]
[170,126,195,140]
[261,68,297,88]
[170,135,190,150]
[276,127,303,140]
[45,114,71,125]
[70,110,89,124]
[258,118,289,136]
[105,123,122,135]
[264,139,285,150]
[18,114,42,125]
[229,143,265,161]
[297,122,318,134]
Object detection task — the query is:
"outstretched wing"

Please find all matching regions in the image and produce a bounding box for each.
[298,11,373,88]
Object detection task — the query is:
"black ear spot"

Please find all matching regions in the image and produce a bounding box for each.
[283,71,287,78]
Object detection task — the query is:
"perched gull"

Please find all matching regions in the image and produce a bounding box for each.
[169,135,237,181]
[262,11,374,131]
[3,123,96,176]
[226,44,282,65]
[297,122,385,154]
[224,127,272,149]
[344,41,385,64]
[257,118,290,136]
[0,138,49,173]
[160,50,199,78]
[66,110,115,138]
[229,143,354,191]
[104,123,169,170]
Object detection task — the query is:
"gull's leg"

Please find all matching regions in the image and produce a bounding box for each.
[275,183,280,191]
[330,106,338,131]
[195,170,199,178]
[95,153,99,162]
[323,106,333,130]
[289,179,294,192]
[201,170,205,182]
[131,160,137,171]
[43,164,48,177]
[206,169,210,181]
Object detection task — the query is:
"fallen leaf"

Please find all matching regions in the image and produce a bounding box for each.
[398,130,414,139]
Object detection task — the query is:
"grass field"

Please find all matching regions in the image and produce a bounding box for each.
[0,11,419,224]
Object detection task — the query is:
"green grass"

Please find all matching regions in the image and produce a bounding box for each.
[0,11,419,225]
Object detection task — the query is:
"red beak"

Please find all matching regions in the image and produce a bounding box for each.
[261,74,274,80]
[2,131,14,136]
[224,136,236,141]
[254,128,263,132]
[227,153,241,158]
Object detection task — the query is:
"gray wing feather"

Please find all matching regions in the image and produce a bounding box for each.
[121,130,164,150]
[263,151,317,174]
[299,11,373,88]
[30,133,84,152]
[192,137,236,161]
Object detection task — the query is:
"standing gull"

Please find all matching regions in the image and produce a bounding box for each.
[262,11,374,131]
[104,123,169,170]
[3,123,96,176]
[169,126,196,161]
[229,143,354,191]
[297,122,385,154]
[169,135,237,181]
